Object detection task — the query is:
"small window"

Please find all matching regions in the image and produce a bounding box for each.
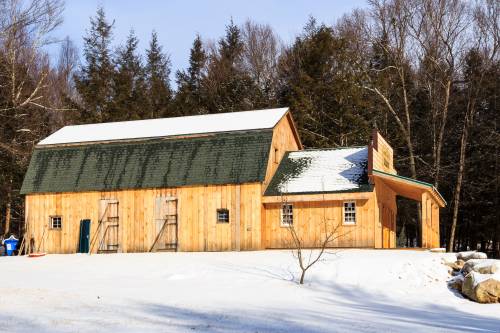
[217,209,229,223]
[343,201,356,225]
[281,204,293,226]
[50,216,62,229]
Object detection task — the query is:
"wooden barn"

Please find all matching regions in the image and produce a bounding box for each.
[20,108,446,253]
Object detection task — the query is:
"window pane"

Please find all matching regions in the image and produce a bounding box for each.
[343,202,356,224]
[217,209,229,223]
[281,204,293,226]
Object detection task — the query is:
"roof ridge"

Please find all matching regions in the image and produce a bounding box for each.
[291,145,368,152]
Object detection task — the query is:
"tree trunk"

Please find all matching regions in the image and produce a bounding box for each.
[299,269,306,284]
[448,109,472,252]
[433,80,451,189]
[3,177,13,236]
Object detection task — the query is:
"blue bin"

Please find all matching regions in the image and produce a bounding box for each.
[3,236,18,256]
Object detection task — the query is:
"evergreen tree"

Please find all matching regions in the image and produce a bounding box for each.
[203,20,258,113]
[145,31,172,118]
[175,34,207,115]
[111,30,147,121]
[278,19,370,147]
[74,7,114,123]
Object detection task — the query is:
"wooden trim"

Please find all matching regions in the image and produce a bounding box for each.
[263,192,372,204]
[284,111,303,149]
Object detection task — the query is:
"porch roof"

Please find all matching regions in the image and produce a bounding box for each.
[370,169,446,207]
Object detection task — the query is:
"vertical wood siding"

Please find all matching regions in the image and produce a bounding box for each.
[25,183,262,253]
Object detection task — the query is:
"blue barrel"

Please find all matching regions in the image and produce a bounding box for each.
[3,236,18,256]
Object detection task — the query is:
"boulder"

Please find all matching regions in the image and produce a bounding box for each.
[462,259,500,275]
[457,251,487,261]
[444,259,466,272]
[462,271,500,303]
[448,276,463,292]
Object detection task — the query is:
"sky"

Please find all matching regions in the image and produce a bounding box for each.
[47,0,368,81]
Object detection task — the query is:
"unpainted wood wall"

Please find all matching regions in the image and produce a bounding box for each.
[262,195,376,249]
[25,183,263,253]
[421,192,440,249]
[372,178,397,248]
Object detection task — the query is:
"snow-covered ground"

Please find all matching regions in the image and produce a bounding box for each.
[1,250,499,333]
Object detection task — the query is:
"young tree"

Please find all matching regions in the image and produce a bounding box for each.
[281,193,343,284]
[74,7,114,123]
[145,31,172,118]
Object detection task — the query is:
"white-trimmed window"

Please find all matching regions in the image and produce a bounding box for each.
[343,201,356,225]
[281,204,293,226]
[217,209,229,223]
[50,216,62,229]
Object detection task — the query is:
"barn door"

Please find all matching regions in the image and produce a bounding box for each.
[98,199,119,253]
[150,197,178,252]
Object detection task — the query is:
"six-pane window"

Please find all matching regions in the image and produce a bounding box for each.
[50,216,62,229]
[217,209,229,223]
[343,201,356,225]
[281,204,293,226]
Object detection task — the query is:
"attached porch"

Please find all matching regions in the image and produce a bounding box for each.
[371,169,446,249]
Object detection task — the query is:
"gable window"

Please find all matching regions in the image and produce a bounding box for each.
[217,209,229,223]
[50,216,62,229]
[343,201,356,225]
[281,204,293,226]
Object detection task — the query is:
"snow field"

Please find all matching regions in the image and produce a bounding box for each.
[0,249,499,332]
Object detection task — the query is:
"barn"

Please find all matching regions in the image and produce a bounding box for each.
[20,107,445,253]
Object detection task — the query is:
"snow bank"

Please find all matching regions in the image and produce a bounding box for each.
[0,250,499,333]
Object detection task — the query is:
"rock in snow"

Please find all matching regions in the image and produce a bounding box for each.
[462,271,500,304]
[457,251,488,261]
[462,259,500,275]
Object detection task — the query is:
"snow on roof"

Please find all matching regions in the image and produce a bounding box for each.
[38,107,289,146]
[266,147,369,195]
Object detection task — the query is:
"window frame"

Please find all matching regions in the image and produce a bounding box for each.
[216,208,230,224]
[50,215,62,230]
[342,201,356,225]
[280,203,294,227]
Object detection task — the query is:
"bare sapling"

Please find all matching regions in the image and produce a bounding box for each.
[286,217,342,284]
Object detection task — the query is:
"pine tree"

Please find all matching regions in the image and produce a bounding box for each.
[278,20,370,147]
[145,31,172,118]
[74,7,114,123]
[175,34,207,115]
[203,20,257,113]
[111,30,147,121]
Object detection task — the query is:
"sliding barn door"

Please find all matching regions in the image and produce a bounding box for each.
[151,197,178,252]
[98,199,120,253]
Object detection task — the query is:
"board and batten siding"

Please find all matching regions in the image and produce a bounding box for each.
[262,193,377,249]
[25,183,263,253]
[263,112,301,190]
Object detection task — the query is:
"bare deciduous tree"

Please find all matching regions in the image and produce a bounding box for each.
[448,0,499,252]
[0,0,64,235]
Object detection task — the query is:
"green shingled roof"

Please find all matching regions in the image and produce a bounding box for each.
[21,130,273,194]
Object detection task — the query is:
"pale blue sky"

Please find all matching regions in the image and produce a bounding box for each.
[48,0,367,80]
